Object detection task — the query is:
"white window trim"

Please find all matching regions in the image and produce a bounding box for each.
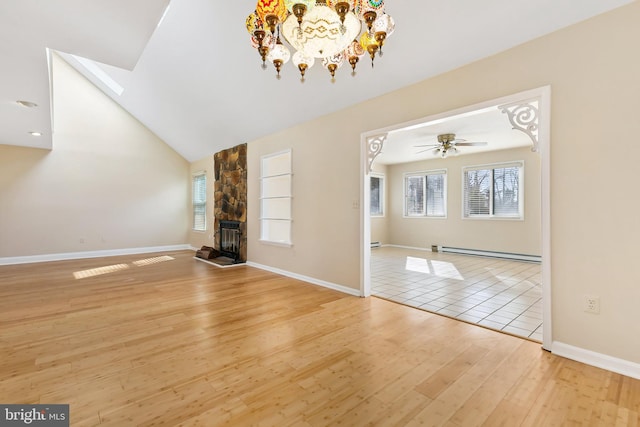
[403,169,448,219]
[259,149,293,246]
[192,171,207,232]
[462,160,524,221]
[370,172,385,217]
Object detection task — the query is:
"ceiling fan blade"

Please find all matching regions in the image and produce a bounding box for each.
[414,144,440,148]
[454,141,488,146]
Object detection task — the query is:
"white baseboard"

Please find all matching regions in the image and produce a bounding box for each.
[0,244,192,266]
[442,246,541,262]
[247,262,361,297]
[383,244,430,252]
[552,341,640,380]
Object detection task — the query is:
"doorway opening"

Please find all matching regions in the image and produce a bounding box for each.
[360,87,551,349]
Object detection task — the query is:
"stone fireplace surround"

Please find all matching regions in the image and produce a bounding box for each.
[213,144,247,263]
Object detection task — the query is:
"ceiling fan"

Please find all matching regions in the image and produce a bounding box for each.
[415,133,488,158]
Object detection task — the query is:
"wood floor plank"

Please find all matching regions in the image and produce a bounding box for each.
[414,344,490,400]
[406,337,523,427]
[448,340,542,426]
[0,250,638,426]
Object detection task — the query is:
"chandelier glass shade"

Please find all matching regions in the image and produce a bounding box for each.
[246,0,394,82]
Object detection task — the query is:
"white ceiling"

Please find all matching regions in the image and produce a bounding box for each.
[0,0,170,150]
[377,106,533,165]
[1,0,634,161]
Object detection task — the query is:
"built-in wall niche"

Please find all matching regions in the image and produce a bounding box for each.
[213,144,247,262]
[260,149,292,246]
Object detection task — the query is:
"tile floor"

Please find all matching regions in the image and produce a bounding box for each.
[370,246,543,342]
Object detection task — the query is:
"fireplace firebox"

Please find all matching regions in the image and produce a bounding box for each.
[219,220,241,262]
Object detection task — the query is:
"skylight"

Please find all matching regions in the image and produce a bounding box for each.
[70,55,124,96]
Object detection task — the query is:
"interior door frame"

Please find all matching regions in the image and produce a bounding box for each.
[359,86,552,351]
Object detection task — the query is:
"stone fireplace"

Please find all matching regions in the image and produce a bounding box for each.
[214,144,247,263]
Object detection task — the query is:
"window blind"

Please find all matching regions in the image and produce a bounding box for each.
[463,162,522,218]
[406,175,425,216]
[463,169,491,216]
[405,170,446,217]
[192,173,207,231]
[370,175,384,216]
[426,174,446,216]
[493,166,520,216]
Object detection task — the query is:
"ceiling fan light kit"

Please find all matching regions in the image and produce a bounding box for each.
[247,0,394,82]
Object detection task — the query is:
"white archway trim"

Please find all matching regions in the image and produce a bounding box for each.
[360,85,552,350]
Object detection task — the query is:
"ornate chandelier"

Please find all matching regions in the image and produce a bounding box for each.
[246,0,395,82]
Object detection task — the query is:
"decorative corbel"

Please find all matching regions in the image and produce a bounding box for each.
[367,134,387,173]
[500,99,540,152]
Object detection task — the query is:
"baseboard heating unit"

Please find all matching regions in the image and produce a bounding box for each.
[371,241,381,248]
[441,247,541,263]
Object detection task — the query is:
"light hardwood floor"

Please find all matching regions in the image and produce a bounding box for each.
[0,251,638,426]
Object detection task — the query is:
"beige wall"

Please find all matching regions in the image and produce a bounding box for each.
[0,55,190,258]
[248,3,640,364]
[384,146,541,255]
[189,156,216,249]
[248,125,363,287]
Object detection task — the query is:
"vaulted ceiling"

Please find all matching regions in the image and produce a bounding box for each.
[1,0,634,161]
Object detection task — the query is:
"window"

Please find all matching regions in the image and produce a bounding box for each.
[370,173,384,216]
[192,172,207,231]
[260,150,292,245]
[404,170,447,217]
[463,162,523,219]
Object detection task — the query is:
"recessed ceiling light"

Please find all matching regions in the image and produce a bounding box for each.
[29,131,42,136]
[17,100,38,108]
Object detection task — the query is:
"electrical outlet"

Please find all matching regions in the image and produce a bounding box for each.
[584,295,600,314]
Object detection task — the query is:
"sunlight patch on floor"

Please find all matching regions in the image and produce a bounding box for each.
[405,256,464,279]
[73,264,129,279]
[73,255,175,279]
[133,255,175,267]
